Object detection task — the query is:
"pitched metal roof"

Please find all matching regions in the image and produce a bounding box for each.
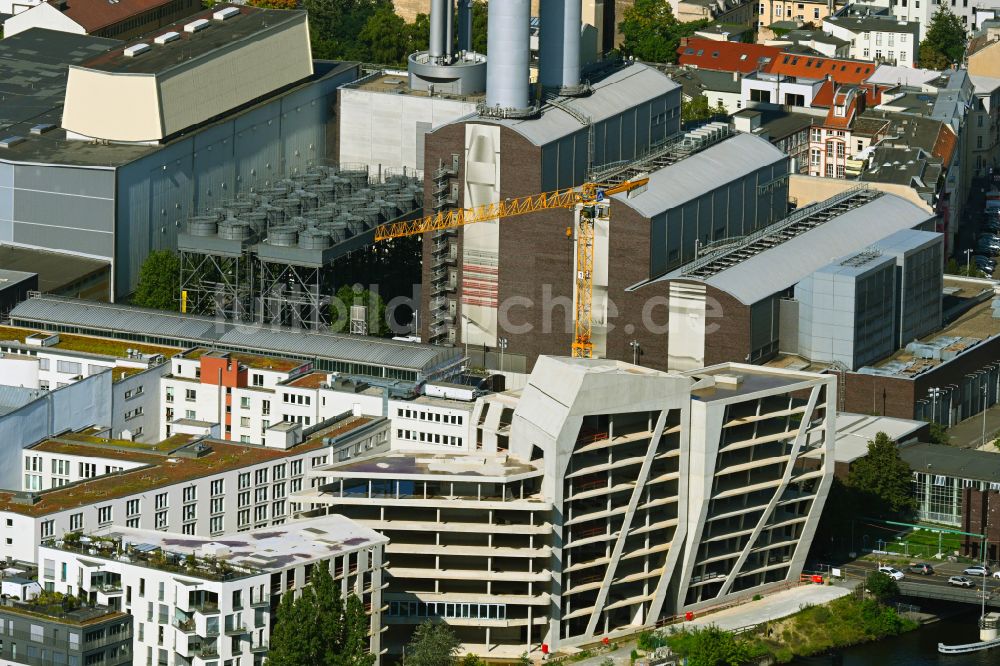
[10,296,462,378]
[491,63,680,146]
[649,192,935,305]
[610,132,787,219]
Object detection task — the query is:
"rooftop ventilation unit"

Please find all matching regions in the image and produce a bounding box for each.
[213,6,239,20]
[184,18,210,33]
[0,136,25,148]
[154,31,180,45]
[29,124,55,135]
[123,43,151,57]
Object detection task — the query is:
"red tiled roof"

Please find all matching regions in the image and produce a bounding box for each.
[765,53,876,85]
[933,124,958,166]
[677,39,782,74]
[54,0,192,33]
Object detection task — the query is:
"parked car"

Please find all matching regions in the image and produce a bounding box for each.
[908,563,935,575]
[949,575,975,588]
[976,242,999,256]
[978,233,1000,244]
[878,566,905,580]
[963,565,991,576]
[974,256,997,275]
[993,571,1000,580]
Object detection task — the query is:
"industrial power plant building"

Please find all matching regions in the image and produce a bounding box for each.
[0,6,358,300]
[297,357,836,656]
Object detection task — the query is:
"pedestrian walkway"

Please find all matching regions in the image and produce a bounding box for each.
[568,584,852,666]
[945,404,1000,449]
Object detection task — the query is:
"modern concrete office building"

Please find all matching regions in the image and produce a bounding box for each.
[296,356,836,657]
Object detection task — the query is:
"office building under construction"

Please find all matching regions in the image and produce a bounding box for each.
[178,164,423,330]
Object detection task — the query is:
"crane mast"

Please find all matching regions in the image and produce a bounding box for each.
[374,178,648,358]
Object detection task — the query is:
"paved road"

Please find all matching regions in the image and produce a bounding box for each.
[836,558,1000,601]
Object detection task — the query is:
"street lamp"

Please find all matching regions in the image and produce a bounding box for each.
[929,386,943,424]
[629,340,640,366]
[498,337,508,373]
[965,248,974,274]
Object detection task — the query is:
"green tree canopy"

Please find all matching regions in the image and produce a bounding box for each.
[471,1,488,53]
[266,565,373,666]
[405,621,461,666]
[132,250,180,311]
[619,0,707,64]
[331,284,389,336]
[664,625,768,666]
[865,571,900,602]
[847,432,916,519]
[682,95,727,123]
[359,6,409,64]
[919,8,967,68]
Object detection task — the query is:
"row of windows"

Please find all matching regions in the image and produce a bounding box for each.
[396,430,464,447]
[395,408,464,425]
[387,601,506,620]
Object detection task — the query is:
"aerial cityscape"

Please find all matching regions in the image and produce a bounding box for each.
[0,0,1000,664]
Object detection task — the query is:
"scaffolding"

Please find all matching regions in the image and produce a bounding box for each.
[178,163,423,330]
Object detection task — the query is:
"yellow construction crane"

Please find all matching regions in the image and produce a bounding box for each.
[374,177,648,358]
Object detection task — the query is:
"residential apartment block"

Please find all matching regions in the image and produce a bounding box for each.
[0,599,132,666]
[0,414,388,564]
[159,348,475,448]
[297,357,836,657]
[39,517,386,665]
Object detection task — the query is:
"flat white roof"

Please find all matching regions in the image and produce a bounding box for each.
[96,516,386,571]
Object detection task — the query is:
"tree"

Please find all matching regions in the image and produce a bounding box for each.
[405,621,461,666]
[847,432,916,519]
[331,284,389,336]
[919,8,967,69]
[303,0,390,60]
[664,626,768,666]
[619,0,707,64]
[471,1,488,54]
[460,656,485,666]
[929,421,950,445]
[132,250,180,311]
[359,6,409,64]
[246,0,297,8]
[865,571,900,601]
[266,565,372,666]
[682,95,727,123]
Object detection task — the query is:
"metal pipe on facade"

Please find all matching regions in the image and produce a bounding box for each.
[457,0,473,52]
[445,0,454,60]
[429,0,448,61]
[485,0,531,112]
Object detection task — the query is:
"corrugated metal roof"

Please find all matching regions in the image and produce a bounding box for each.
[494,63,680,146]
[10,296,462,376]
[611,133,787,218]
[651,193,935,305]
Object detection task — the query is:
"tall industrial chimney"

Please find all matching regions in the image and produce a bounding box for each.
[540,0,583,94]
[457,0,472,52]
[485,0,532,114]
[409,0,486,94]
[429,0,450,64]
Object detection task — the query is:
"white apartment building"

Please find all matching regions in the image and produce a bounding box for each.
[0,327,175,443]
[296,357,836,658]
[39,517,387,666]
[851,0,998,38]
[0,414,389,564]
[823,14,920,67]
[159,348,476,449]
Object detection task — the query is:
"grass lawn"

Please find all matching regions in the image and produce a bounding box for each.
[893,524,963,557]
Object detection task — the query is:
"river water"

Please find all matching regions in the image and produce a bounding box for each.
[797,610,996,665]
